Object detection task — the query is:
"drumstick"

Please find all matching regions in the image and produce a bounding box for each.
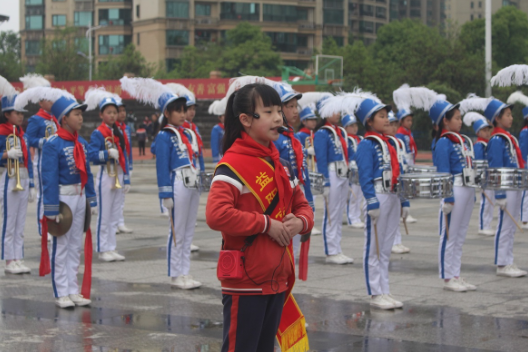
[444,213,449,240]
[168,209,177,247]
[324,196,331,227]
[403,217,409,235]
[349,187,357,200]
[481,191,523,233]
[374,222,380,260]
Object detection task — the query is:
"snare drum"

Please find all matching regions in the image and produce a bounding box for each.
[483,167,527,190]
[405,165,437,173]
[398,172,453,199]
[309,172,325,195]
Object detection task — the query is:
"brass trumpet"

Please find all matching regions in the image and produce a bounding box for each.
[105,131,122,189]
[6,125,24,191]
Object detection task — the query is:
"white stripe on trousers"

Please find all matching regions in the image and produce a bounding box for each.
[347,183,363,225]
[50,194,86,298]
[167,178,199,277]
[95,167,124,252]
[117,184,126,227]
[363,193,399,296]
[479,190,495,230]
[438,186,475,279]
[34,153,44,236]
[322,171,348,256]
[495,190,521,266]
[0,172,29,260]
[521,190,528,223]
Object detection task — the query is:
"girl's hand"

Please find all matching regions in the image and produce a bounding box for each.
[268,219,291,247]
[442,202,454,215]
[282,213,303,237]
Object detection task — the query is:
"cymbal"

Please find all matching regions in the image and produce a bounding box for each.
[48,202,73,237]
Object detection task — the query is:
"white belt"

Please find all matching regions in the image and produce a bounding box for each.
[60,184,83,196]
[453,175,464,187]
[374,179,387,193]
[329,161,348,178]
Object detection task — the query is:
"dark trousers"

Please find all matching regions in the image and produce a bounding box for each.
[138,141,145,155]
[221,292,285,352]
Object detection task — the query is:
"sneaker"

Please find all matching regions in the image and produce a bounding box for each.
[15,260,31,273]
[478,229,495,236]
[458,278,477,291]
[406,215,418,223]
[339,253,354,264]
[497,264,527,278]
[522,222,528,230]
[98,251,116,262]
[384,294,403,308]
[170,276,186,288]
[349,222,365,229]
[160,210,169,218]
[183,275,202,289]
[325,254,349,265]
[110,251,125,261]
[370,295,396,310]
[311,227,322,236]
[391,244,407,254]
[118,225,133,233]
[190,244,200,252]
[55,296,75,308]
[398,244,410,253]
[443,278,467,292]
[5,261,24,274]
[69,294,91,306]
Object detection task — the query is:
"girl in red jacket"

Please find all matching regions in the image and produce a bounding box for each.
[206,83,313,352]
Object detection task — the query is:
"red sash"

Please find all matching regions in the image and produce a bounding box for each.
[183,121,203,153]
[0,123,28,168]
[116,121,131,156]
[218,123,224,130]
[281,127,305,185]
[348,133,361,143]
[365,131,400,189]
[97,123,126,173]
[36,108,59,129]
[492,127,526,168]
[298,127,311,135]
[56,128,88,189]
[325,122,348,164]
[477,137,489,144]
[397,126,417,160]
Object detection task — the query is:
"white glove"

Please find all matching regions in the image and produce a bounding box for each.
[124,184,131,194]
[129,170,133,177]
[46,214,62,223]
[323,186,330,198]
[442,202,454,215]
[108,148,119,160]
[91,207,98,215]
[368,208,380,224]
[163,198,174,210]
[7,147,23,160]
[28,188,36,203]
[401,206,410,221]
[496,198,507,210]
[306,146,315,156]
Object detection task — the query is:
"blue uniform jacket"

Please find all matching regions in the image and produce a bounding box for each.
[123,124,133,170]
[395,131,414,155]
[314,126,354,186]
[295,130,311,148]
[487,134,520,200]
[156,127,194,199]
[474,141,487,160]
[0,133,34,188]
[41,135,96,216]
[25,113,58,153]
[519,128,528,163]
[87,128,131,185]
[211,124,224,164]
[185,124,205,171]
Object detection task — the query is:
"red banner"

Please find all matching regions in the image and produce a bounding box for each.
[10,77,283,101]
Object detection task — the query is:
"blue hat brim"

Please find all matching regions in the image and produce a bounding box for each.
[282,92,303,104]
[161,96,187,114]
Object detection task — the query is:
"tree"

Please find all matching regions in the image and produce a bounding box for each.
[163,45,220,79]
[95,44,154,80]
[36,26,88,81]
[492,6,528,68]
[0,31,24,82]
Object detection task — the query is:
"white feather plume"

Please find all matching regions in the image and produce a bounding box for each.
[84,87,120,111]
[13,87,75,111]
[393,84,445,112]
[0,75,18,98]
[19,73,51,90]
[208,100,219,115]
[297,92,334,109]
[507,91,528,107]
[463,112,487,127]
[458,93,493,114]
[319,89,380,118]
[490,64,528,87]
[225,76,278,99]
[120,76,176,109]
[208,98,227,116]
[165,83,195,101]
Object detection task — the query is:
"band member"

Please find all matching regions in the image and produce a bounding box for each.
[206,83,312,352]
[115,99,133,234]
[0,76,35,274]
[41,93,96,308]
[86,88,130,262]
[121,77,202,288]
[209,99,226,166]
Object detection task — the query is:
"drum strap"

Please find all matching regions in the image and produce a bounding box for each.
[442,132,474,165]
[386,136,405,165]
[184,128,200,154]
[347,135,358,152]
[494,133,519,165]
[365,135,390,164]
[321,126,346,162]
[163,126,187,151]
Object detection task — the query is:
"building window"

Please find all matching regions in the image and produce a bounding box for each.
[167,1,190,18]
[266,32,298,52]
[410,0,421,7]
[166,58,180,71]
[471,2,474,8]
[99,9,132,26]
[471,14,474,20]
[376,22,384,33]
[99,0,132,2]
[74,12,92,27]
[479,1,482,8]
[220,3,260,21]
[166,30,189,46]
[136,5,140,18]
[99,35,131,55]
[410,9,421,17]
[297,35,308,47]
[263,5,299,22]
[360,5,374,17]
[297,8,308,20]
[478,13,482,18]
[195,30,213,42]
[375,6,386,19]
[137,33,140,45]
[52,15,66,26]
[323,0,343,24]
[25,40,41,55]
[25,15,43,30]
[359,20,374,33]
[333,36,344,46]
[195,3,211,16]
[25,0,43,5]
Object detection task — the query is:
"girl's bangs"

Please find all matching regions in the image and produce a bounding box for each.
[251,84,282,110]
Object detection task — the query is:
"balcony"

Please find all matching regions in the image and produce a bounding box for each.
[166,47,185,58]
[296,48,313,55]
[323,25,346,35]
[166,19,190,30]
[195,17,219,26]
[298,22,315,30]
[75,1,93,11]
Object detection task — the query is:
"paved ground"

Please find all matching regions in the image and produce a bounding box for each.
[1,162,528,351]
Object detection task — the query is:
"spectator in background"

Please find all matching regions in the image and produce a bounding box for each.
[150,113,160,140]
[136,123,147,156]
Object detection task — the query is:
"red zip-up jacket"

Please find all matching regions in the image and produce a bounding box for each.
[206,159,314,295]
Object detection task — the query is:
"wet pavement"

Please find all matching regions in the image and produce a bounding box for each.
[1,162,528,351]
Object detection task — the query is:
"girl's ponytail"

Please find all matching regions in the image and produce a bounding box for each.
[222,92,242,153]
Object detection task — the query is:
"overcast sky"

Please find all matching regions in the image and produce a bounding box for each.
[0,0,20,33]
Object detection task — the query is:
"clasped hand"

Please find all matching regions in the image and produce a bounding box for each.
[267,213,303,247]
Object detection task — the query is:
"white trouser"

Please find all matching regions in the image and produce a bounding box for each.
[363,193,400,296]
[479,190,495,230]
[118,185,126,227]
[0,171,29,260]
[438,186,475,279]
[167,177,199,277]
[521,190,528,222]
[495,191,522,266]
[322,171,349,256]
[50,194,86,298]
[347,183,363,225]
[33,152,44,236]
[95,167,124,252]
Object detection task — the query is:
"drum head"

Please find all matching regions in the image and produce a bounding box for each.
[48,202,73,237]
[83,198,91,233]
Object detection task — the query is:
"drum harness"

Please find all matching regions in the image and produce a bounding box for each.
[364,134,395,193]
[493,133,520,167]
[442,132,477,187]
[163,126,199,189]
[321,125,349,179]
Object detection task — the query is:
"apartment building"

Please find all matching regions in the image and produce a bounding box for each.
[443,0,523,25]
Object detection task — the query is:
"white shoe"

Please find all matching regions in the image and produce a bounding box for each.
[110,251,125,261]
[190,244,200,252]
[478,229,495,236]
[5,261,24,274]
[458,278,477,291]
[406,215,418,223]
[497,264,528,278]
[349,222,364,229]
[69,294,91,306]
[325,254,349,265]
[183,275,202,289]
[99,251,116,262]
[171,276,186,288]
[339,253,354,264]
[311,227,321,236]
[443,278,467,292]
[160,210,169,218]
[391,244,406,254]
[384,294,403,308]
[118,225,133,234]
[522,223,528,230]
[370,295,396,310]
[55,296,75,308]
[15,260,31,273]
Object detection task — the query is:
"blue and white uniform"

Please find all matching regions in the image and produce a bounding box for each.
[395,109,415,166]
[519,123,528,223]
[474,139,495,233]
[211,124,224,165]
[117,120,133,230]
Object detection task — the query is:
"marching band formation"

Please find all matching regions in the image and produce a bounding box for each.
[2,65,528,350]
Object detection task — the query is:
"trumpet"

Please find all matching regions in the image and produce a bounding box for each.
[105,131,122,189]
[6,125,24,191]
